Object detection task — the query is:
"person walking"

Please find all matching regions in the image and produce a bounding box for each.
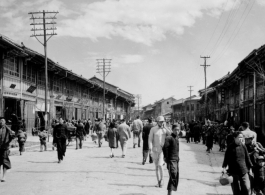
[222,131,253,195]
[142,118,153,165]
[53,118,68,163]
[132,116,143,148]
[0,118,15,182]
[185,124,190,143]
[84,120,90,139]
[17,129,27,155]
[75,120,86,149]
[163,121,180,195]
[205,121,214,153]
[93,118,106,147]
[193,122,201,144]
[149,116,171,188]
[38,130,48,152]
[117,119,131,158]
[107,122,119,158]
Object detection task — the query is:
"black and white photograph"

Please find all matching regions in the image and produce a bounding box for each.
[0,0,265,194]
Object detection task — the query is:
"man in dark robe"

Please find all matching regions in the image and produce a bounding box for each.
[53,118,67,163]
[206,121,214,153]
[193,122,201,143]
[142,118,153,165]
[163,121,180,195]
[0,118,15,182]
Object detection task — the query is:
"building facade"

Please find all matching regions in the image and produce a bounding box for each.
[0,35,135,133]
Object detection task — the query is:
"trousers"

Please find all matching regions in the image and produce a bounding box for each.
[133,131,141,147]
[167,160,179,191]
[143,150,153,163]
[120,140,127,155]
[231,173,251,195]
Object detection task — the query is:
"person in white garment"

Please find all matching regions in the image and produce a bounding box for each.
[148,116,172,188]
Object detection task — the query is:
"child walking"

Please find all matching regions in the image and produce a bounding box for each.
[38,130,48,152]
[17,129,27,155]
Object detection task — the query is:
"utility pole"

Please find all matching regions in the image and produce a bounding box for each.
[134,94,141,118]
[29,10,58,130]
[188,86,193,122]
[96,59,111,121]
[200,56,210,121]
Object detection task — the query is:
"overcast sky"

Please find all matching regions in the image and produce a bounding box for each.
[1,0,265,106]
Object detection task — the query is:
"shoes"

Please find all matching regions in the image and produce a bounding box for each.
[142,161,145,165]
[1,179,5,182]
[159,180,164,188]
[133,144,135,148]
[58,160,61,163]
[138,145,141,148]
[122,155,125,158]
[155,181,161,188]
[110,154,114,158]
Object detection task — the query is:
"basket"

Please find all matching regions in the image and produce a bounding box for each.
[219,173,233,186]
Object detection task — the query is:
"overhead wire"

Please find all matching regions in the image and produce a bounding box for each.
[201,0,229,56]
[211,0,255,64]
[208,0,241,57]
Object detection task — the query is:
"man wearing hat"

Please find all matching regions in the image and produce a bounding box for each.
[0,118,15,182]
[142,118,153,165]
[148,116,171,188]
[241,122,257,143]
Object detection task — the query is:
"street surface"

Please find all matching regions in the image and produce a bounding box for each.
[1,137,232,195]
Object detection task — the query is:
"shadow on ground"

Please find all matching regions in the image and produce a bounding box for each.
[120,193,147,195]
[180,177,220,187]
[127,167,153,172]
[110,183,154,188]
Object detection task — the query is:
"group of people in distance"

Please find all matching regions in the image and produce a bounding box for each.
[0,115,180,195]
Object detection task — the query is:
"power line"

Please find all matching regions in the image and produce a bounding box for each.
[209,0,241,57]
[211,0,255,64]
[201,0,229,55]
[29,10,58,129]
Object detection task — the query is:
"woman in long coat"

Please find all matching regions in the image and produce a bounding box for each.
[107,122,118,158]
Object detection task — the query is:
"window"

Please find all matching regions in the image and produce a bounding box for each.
[4,58,19,77]
[53,76,62,93]
[23,64,36,83]
[191,104,194,111]
[37,71,45,86]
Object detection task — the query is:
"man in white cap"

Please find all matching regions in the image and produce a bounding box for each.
[148,116,172,188]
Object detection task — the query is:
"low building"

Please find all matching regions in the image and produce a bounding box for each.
[0,34,135,133]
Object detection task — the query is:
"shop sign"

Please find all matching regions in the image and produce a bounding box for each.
[3,91,20,98]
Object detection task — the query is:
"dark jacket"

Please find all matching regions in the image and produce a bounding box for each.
[0,125,15,150]
[222,142,253,175]
[142,123,153,150]
[163,133,179,163]
[53,123,68,142]
[76,123,85,138]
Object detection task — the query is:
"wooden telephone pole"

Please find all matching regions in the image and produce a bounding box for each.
[29,10,58,129]
[96,59,111,121]
[200,56,210,120]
